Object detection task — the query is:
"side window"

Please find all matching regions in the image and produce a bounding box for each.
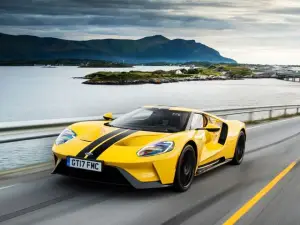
[190,114,204,130]
[208,116,215,124]
[208,116,222,127]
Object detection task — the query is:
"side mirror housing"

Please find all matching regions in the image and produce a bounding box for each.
[196,123,220,132]
[103,112,113,121]
[205,123,220,132]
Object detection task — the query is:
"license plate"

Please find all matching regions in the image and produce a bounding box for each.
[66,157,102,172]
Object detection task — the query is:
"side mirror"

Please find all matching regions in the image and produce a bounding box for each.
[196,124,220,132]
[103,112,113,121]
[205,123,220,132]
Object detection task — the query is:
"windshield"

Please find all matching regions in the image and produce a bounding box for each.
[109,107,190,133]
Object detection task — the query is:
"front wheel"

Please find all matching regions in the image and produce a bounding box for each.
[173,145,196,192]
[231,131,246,165]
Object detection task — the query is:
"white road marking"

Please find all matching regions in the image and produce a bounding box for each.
[247,116,300,130]
[0,184,17,190]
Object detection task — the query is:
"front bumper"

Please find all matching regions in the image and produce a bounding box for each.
[52,158,170,189]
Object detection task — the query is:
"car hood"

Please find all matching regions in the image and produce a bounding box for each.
[58,122,174,161]
[113,130,171,147]
[94,129,173,162]
[70,121,171,144]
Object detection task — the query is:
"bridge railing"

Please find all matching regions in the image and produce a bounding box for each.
[1,104,300,143]
[208,104,300,121]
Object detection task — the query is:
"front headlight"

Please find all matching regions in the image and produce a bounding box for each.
[137,141,174,157]
[55,128,77,145]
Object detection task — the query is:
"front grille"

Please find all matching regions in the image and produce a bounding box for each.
[55,159,131,186]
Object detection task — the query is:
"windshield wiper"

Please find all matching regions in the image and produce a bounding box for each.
[104,122,119,128]
[158,127,179,133]
[104,123,179,133]
[104,123,133,130]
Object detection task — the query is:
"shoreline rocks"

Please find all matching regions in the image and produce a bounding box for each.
[81,75,245,85]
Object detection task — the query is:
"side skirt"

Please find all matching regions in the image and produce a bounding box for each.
[196,158,232,176]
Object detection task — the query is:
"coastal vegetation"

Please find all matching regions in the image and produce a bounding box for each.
[82,64,253,85]
[208,64,252,78]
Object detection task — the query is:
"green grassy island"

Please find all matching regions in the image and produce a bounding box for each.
[81,65,253,85]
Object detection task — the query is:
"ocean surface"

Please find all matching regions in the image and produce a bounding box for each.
[1,66,300,170]
[1,66,300,123]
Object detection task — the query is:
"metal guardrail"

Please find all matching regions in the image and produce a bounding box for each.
[0,116,105,132]
[1,105,300,143]
[209,105,300,119]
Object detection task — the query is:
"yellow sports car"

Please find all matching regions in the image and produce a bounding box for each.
[52,106,246,192]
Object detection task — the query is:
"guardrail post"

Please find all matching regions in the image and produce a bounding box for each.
[248,112,253,121]
[284,108,287,116]
[297,108,299,114]
[269,109,272,119]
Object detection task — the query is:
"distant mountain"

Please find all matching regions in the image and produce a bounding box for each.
[0,33,236,64]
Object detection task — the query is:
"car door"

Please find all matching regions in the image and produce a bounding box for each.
[206,115,223,144]
[200,114,226,164]
[189,113,206,166]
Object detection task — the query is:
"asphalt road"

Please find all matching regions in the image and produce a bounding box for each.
[1,116,300,225]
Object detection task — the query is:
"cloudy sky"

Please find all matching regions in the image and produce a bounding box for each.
[1,0,300,64]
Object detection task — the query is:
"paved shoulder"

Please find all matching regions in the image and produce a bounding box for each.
[238,161,300,225]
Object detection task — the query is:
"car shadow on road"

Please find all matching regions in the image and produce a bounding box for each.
[52,163,238,200]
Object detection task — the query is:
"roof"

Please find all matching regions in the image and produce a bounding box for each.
[143,105,203,113]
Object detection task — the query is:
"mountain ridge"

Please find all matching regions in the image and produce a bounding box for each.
[0,32,236,63]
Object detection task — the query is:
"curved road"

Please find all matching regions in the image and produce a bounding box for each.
[1,117,300,225]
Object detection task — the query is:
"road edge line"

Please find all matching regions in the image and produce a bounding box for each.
[222,161,297,225]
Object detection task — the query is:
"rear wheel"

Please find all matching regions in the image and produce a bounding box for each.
[231,131,246,165]
[173,145,196,192]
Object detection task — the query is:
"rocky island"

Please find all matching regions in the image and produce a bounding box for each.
[80,65,254,85]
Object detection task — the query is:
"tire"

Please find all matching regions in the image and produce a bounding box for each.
[173,145,197,192]
[231,131,246,165]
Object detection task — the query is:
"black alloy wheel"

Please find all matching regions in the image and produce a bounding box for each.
[231,131,246,165]
[173,145,196,192]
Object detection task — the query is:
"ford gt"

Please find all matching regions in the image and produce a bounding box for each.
[52,106,246,192]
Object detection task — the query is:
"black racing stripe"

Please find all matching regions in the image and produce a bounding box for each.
[76,129,124,158]
[87,129,137,160]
